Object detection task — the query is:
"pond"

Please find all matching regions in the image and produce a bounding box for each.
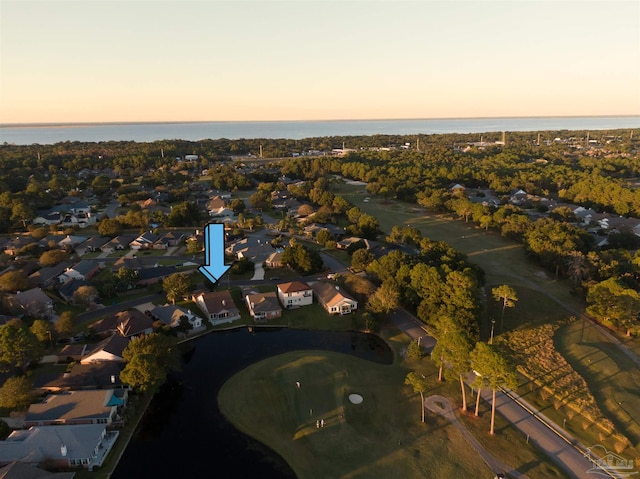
[111,327,393,478]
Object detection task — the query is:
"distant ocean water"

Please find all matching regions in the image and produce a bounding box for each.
[1,116,638,145]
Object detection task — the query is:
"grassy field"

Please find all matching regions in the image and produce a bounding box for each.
[219,348,569,479]
[331,181,640,455]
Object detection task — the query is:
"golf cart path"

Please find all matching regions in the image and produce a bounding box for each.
[424,395,529,479]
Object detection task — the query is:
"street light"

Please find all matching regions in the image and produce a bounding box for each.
[489,319,496,345]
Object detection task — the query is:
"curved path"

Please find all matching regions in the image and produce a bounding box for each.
[424,395,529,479]
[388,310,617,479]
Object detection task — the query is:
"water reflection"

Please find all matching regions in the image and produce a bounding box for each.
[112,328,392,479]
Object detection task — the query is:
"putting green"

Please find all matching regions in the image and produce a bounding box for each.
[218,350,492,479]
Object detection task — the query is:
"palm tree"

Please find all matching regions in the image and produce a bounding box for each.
[405,372,429,423]
[431,315,473,411]
[470,342,517,435]
[492,285,518,333]
[565,250,590,285]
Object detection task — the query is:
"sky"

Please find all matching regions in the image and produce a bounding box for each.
[0,0,639,124]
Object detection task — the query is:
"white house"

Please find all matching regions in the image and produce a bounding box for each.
[277,281,313,308]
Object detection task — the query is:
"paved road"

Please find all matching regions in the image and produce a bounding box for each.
[478,388,599,479]
[387,306,620,479]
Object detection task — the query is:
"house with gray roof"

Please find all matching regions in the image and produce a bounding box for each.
[80,334,130,364]
[58,261,100,283]
[193,290,240,325]
[244,290,282,321]
[0,424,118,470]
[57,279,91,303]
[29,261,74,288]
[129,231,159,250]
[226,236,274,260]
[24,389,126,427]
[156,231,185,248]
[35,362,124,392]
[136,265,176,286]
[148,304,202,329]
[89,310,153,338]
[311,281,358,315]
[0,461,75,479]
[32,211,62,226]
[57,235,88,250]
[9,288,54,319]
[110,256,158,272]
[3,236,37,256]
[75,235,109,255]
[100,234,137,254]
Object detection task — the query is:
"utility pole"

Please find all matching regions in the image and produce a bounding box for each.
[489,319,496,344]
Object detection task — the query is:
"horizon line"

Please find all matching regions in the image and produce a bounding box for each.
[2,114,639,128]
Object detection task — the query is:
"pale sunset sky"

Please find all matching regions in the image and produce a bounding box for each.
[1,0,638,124]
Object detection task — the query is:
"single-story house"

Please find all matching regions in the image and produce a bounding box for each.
[193,290,241,324]
[337,237,370,251]
[207,196,226,211]
[57,343,88,363]
[226,237,273,260]
[34,362,125,392]
[265,251,283,268]
[0,461,76,478]
[111,256,159,272]
[58,278,91,303]
[24,389,127,427]
[76,235,110,255]
[0,424,118,471]
[58,260,100,283]
[80,334,130,364]
[136,265,176,286]
[277,281,313,308]
[3,236,37,256]
[100,234,137,254]
[129,232,159,250]
[156,231,185,248]
[57,235,88,250]
[147,304,203,329]
[29,261,74,288]
[9,288,54,319]
[89,310,154,338]
[32,211,62,226]
[245,291,282,321]
[311,281,358,315]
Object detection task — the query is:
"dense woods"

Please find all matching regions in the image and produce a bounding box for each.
[1,128,639,340]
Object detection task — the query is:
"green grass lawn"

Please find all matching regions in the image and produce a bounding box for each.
[554,319,640,453]
[219,350,493,479]
[219,347,569,479]
[333,183,640,454]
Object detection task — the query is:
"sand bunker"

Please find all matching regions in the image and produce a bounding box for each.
[348,394,363,404]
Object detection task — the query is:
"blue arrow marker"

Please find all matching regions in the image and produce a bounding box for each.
[198,223,230,285]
